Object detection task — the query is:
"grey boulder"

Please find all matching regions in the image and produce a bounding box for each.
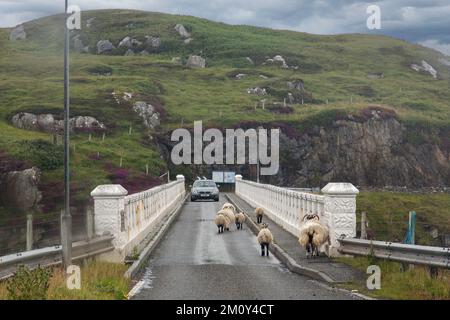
[175,24,190,38]
[1,167,42,212]
[186,55,206,68]
[97,40,115,54]
[133,101,160,129]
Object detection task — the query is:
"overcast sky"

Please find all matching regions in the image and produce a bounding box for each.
[1,0,449,55]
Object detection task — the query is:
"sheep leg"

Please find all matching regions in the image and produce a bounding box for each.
[266,243,270,257]
[260,244,265,256]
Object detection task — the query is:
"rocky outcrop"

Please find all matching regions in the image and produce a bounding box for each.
[411,60,438,79]
[265,55,288,68]
[9,25,26,41]
[146,36,161,48]
[274,109,450,187]
[367,72,384,79]
[97,40,115,54]
[11,112,106,133]
[186,55,206,68]
[0,167,42,212]
[247,87,267,95]
[171,57,182,65]
[175,24,190,38]
[287,79,304,91]
[118,36,142,48]
[133,101,160,129]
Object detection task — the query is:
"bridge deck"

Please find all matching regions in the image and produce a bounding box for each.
[227,193,365,283]
[131,195,358,300]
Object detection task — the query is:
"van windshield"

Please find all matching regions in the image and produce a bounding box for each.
[193,181,216,188]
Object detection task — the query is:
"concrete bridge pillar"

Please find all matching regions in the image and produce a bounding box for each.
[321,183,359,257]
[90,184,128,243]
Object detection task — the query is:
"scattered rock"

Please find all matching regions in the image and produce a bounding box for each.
[186,55,206,68]
[1,167,41,212]
[184,38,193,44]
[235,74,246,79]
[11,112,105,133]
[174,24,190,38]
[97,40,115,54]
[246,57,254,65]
[11,113,37,130]
[410,60,438,79]
[247,87,267,96]
[69,116,106,132]
[133,101,160,129]
[171,57,183,65]
[287,79,305,91]
[265,55,289,68]
[140,50,150,56]
[119,36,132,48]
[9,25,26,41]
[367,72,384,79]
[146,36,161,48]
[259,74,269,79]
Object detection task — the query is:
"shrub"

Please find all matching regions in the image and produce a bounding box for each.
[7,265,51,300]
[86,65,113,75]
[18,140,64,170]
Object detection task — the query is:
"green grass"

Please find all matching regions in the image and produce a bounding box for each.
[357,192,450,245]
[0,9,449,218]
[336,256,450,300]
[0,261,131,300]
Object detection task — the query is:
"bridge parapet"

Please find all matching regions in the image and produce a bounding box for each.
[235,176,358,257]
[91,175,186,261]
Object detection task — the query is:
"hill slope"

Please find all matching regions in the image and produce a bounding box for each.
[0,9,449,216]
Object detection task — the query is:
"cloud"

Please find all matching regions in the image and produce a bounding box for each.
[419,39,450,56]
[1,0,449,55]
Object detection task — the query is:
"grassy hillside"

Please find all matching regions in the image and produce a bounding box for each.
[0,9,449,217]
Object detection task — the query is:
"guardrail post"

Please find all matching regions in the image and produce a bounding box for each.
[90,185,128,247]
[26,214,33,251]
[322,183,359,257]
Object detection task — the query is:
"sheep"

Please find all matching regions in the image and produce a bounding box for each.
[214,214,227,234]
[298,214,329,258]
[255,207,264,224]
[222,202,236,213]
[257,223,273,257]
[217,209,235,231]
[234,212,246,230]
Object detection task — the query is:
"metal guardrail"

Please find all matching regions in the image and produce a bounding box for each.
[338,237,450,268]
[0,235,115,279]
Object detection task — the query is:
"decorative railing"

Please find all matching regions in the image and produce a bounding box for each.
[91,175,186,261]
[235,175,359,256]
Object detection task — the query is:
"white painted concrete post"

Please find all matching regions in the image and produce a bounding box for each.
[235,175,242,195]
[90,185,128,245]
[321,183,359,257]
[176,174,185,182]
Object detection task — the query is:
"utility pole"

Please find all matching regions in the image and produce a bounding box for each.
[256,129,260,183]
[61,0,72,268]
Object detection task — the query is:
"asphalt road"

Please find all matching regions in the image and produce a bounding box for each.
[132,196,356,300]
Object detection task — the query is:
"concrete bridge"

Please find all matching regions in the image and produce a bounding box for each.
[90,175,366,299]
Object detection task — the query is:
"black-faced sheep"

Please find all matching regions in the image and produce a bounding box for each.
[234,212,246,230]
[255,207,264,224]
[298,214,329,258]
[257,223,273,257]
[214,214,227,234]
